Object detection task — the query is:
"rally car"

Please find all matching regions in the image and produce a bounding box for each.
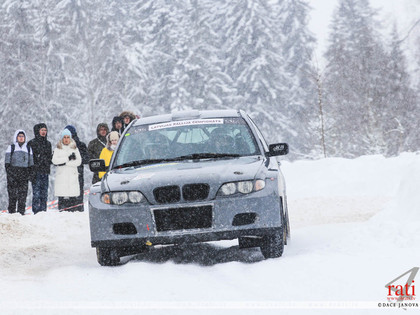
[89,109,290,266]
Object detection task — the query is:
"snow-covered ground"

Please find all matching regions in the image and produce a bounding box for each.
[1,153,420,314]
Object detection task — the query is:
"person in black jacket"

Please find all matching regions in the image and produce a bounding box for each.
[27,123,52,214]
[111,116,124,135]
[64,125,90,211]
[87,123,109,184]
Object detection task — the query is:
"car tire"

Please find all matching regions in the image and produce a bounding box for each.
[280,196,290,245]
[284,210,290,243]
[284,196,291,239]
[96,247,120,266]
[260,227,284,259]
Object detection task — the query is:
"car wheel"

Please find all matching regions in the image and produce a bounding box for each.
[260,227,284,259]
[96,247,120,266]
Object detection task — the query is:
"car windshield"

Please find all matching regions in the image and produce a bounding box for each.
[114,117,260,168]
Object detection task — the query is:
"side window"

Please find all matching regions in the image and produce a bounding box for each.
[232,126,258,155]
[247,116,269,152]
[115,133,146,165]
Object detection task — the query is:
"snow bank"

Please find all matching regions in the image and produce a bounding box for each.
[1,153,419,314]
[282,154,416,199]
[378,153,420,221]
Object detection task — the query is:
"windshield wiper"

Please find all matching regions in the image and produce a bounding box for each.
[114,153,240,169]
[114,159,175,169]
[173,153,240,160]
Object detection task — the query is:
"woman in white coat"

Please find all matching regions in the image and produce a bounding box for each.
[52,129,82,211]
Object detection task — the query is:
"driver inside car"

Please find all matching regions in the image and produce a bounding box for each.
[209,128,235,154]
[143,133,170,159]
[144,143,161,160]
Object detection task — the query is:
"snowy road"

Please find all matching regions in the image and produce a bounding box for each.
[1,154,419,314]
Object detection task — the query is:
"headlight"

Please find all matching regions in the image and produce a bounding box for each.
[101,191,146,205]
[112,192,128,205]
[128,191,144,203]
[220,183,237,195]
[237,181,253,194]
[218,179,266,196]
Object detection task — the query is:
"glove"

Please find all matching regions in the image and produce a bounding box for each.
[68,152,76,161]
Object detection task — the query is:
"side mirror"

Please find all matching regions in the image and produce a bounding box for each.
[268,143,289,157]
[89,159,107,172]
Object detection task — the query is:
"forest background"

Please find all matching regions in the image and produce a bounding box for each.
[1,0,419,207]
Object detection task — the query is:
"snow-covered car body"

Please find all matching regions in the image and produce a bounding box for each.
[88,109,289,265]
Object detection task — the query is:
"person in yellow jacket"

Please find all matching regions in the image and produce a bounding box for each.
[99,131,120,179]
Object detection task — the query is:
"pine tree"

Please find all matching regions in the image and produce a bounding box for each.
[0,0,40,133]
[323,0,391,157]
[213,0,292,146]
[275,0,318,157]
[385,25,419,155]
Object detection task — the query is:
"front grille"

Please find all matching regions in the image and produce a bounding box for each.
[182,184,210,201]
[153,205,213,232]
[153,186,181,204]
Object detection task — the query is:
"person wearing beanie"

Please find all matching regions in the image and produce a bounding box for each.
[64,125,90,211]
[61,128,72,138]
[4,130,34,215]
[98,131,120,179]
[88,123,109,184]
[52,129,82,211]
[111,116,124,135]
[27,123,52,214]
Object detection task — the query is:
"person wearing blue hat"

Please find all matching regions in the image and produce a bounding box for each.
[52,129,82,211]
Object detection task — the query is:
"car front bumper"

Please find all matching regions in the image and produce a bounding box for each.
[89,191,283,248]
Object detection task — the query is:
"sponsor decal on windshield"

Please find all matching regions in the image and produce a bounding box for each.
[149,119,223,131]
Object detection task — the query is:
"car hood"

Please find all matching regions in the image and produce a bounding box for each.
[103,156,266,195]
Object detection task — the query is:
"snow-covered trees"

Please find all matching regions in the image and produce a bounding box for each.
[214,0,288,138]
[385,25,419,155]
[0,0,319,207]
[0,0,419,208]
[274,0,318,157]
[323,0,419,157]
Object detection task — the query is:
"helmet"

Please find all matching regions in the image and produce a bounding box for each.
[144,132,169,159]
[209,128,234,153]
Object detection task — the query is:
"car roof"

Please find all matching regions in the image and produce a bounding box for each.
[133,109,242,126]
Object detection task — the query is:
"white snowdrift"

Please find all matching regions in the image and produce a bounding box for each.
[0,153,419,315]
